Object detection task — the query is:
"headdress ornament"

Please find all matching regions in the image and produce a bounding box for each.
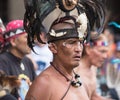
[47,15,87,42]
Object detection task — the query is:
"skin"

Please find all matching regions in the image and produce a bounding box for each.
[75,34,111,100]
[9,33,31,58]
[25,22,89,100]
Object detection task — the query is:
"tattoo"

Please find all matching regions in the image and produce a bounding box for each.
[25,95,36,100]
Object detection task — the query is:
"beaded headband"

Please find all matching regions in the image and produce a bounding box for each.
[85,41,109,47]
[4,20,26,41]
[5,28,26,41]
[93,41,109,46]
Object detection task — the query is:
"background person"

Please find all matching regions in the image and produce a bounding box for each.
[75,33,111,100]
[0,20,36,100]
[105,21,120,100]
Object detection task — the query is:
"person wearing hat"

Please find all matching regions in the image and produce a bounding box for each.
[25,15,90,100]
[0,20,36,100]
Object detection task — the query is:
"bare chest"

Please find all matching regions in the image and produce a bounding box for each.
[82,74,96,99]
[50,80,89,100]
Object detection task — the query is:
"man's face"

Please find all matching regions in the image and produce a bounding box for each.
[88,45,109,67]
[14,33,31,56]
[55,38,83,68]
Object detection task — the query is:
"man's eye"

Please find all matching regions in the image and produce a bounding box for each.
[68,41,76,44]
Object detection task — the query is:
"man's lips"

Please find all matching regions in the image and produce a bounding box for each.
[73,55,81,60]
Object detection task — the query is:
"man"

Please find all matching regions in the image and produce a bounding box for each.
[25,15,90,100]
[75,33,111,100]
[0,20,36,100]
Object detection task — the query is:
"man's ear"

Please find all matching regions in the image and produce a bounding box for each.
[85,45,92,56]
[48,43,57,54]
[9,39,16,47]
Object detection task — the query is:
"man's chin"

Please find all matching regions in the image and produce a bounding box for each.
[72,62,80,68]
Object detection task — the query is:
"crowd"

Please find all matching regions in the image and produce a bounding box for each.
[0,0,120,100]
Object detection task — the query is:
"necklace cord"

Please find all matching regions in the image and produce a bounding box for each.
[50,62,82,87]
[50,62,72,81]
[61,81,72,100]
[50,62,73,100]
[50,62,82,99]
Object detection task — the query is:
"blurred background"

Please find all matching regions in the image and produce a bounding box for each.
[0,0,120,24]
[0,0,25,24]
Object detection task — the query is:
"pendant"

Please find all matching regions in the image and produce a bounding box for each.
[20,63,25,71]
[71,74,82,87]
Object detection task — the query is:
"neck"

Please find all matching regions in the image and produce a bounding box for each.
[9,49,24,59]
[80,56,92,70]
[51,59,73,76]
[50,62,73,81]
[50,62,82,87]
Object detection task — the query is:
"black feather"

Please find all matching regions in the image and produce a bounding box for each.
[78,0,105,35]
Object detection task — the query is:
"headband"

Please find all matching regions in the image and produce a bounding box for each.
[47,15,87,42]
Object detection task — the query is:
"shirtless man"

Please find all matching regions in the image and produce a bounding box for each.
[25,15,90,100]
[75,33,111,100]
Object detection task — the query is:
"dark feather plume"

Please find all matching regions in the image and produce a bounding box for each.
[78,0,105,38]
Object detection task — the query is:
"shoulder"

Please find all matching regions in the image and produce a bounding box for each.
[36,72,52,87]
[22,56,32,62]
[31,70,53,90]
[0,52,9,60]
[22,56,34,67]
[26,70,52,99]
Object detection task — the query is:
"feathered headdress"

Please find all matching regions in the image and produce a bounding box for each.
[24,0,105,49]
